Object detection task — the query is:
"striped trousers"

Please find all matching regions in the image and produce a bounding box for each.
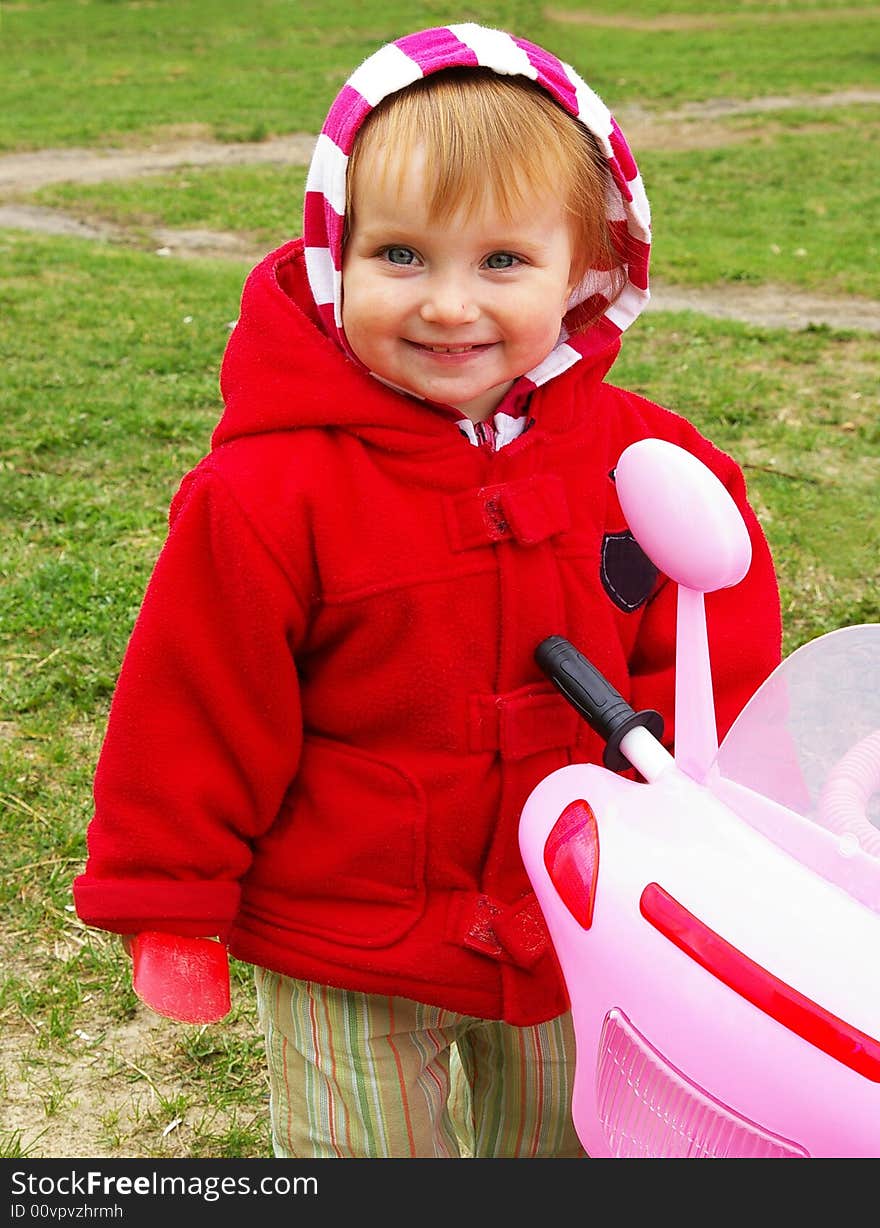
[255,967,587,1159]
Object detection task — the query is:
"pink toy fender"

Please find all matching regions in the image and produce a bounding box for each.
[520,439,880,1158]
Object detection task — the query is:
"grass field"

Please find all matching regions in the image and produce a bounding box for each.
[1,0,878,1161]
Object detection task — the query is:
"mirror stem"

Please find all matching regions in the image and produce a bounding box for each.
[675,585,718,782]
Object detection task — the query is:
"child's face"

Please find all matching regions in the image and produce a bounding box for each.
[341,145,576,423]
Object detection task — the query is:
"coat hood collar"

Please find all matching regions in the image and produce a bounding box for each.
[214,239,620,451]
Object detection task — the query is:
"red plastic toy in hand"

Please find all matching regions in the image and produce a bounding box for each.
[131,932,231,1024]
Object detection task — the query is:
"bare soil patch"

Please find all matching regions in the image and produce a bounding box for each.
[3,1010,175,1159]
[0,921,266,1159]
[647,279,880,334]
[619,91,880,153]
[0,203,125,241]
[2,1006,265,1159]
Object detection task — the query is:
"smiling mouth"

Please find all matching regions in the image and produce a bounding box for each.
[410,341,493,354]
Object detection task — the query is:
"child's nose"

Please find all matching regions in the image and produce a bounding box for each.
[419,275,480,326]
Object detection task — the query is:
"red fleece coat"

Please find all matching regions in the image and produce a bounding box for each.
[73,241,782,1025]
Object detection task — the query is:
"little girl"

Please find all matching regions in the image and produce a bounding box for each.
[74,22,782,1158]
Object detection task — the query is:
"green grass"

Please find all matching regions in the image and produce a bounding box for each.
[539,3,880,105]
[644,114,880,297]
[0,0,541,150]
[1,239,239,721]
[1,0,879,1161]
[3,0,879,149]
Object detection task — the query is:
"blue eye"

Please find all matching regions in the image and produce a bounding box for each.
[485,252,518,270]
[385,246,417,265]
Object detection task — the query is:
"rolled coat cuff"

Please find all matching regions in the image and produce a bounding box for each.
[72,876,241,939]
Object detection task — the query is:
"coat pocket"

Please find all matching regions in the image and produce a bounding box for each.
[244,736,427,947]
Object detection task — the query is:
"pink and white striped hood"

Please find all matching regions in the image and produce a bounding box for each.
[302,22,652,393]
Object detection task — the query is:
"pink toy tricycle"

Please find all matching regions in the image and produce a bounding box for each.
[520,438,880,1159]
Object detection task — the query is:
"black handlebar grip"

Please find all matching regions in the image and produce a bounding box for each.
[535,635,664,772]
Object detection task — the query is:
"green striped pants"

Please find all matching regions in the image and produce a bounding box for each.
[255,967,587,1159]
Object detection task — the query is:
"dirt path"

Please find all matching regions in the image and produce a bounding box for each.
[2,91,879,194]
[3,88,880,334]
[0,132,318,192]
[647,281,880,333]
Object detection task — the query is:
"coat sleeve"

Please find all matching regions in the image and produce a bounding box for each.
[626,441,783,751]
[72,467,310,938]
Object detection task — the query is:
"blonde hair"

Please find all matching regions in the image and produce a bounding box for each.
[345,68,625,315]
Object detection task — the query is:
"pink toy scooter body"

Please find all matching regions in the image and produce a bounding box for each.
[520,439,880,1158]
